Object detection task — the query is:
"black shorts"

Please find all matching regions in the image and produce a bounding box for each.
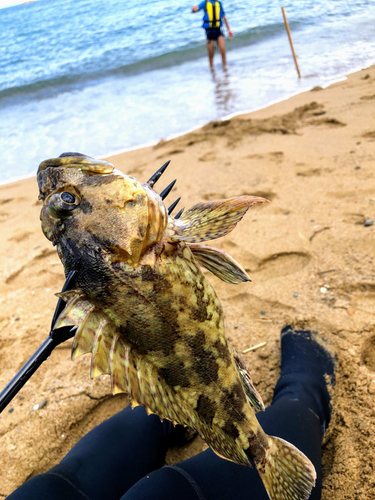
[205,28,224,41]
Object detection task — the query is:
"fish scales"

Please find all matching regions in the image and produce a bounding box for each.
[38,153,316,500]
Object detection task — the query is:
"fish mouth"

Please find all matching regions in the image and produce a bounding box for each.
[40,206,56,243]
[38,152,115,175]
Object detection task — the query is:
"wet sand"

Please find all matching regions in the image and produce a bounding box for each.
[0,66,375,498]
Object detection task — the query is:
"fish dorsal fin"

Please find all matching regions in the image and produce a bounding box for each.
[232,347,265,411]
[165,196,269,243]
[189,243,251,284]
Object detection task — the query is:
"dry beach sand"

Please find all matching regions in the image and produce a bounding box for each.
[1,66,375,498]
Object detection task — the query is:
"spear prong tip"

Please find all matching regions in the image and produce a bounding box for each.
[146,160,171,187]
[160,179,177,200]
[168,197,181,215]
[175,207,185,219]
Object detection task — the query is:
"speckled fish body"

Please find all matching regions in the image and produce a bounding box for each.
[37,153,316,500]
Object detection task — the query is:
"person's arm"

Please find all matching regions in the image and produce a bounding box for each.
[192,1,205,13]
[223,15,233,38]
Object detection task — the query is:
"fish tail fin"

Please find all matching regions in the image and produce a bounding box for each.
[257,435,316,500]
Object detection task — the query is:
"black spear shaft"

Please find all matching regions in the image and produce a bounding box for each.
[0,271,77,414]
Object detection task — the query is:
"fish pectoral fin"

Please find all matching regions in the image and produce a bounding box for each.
[189,244,251,284]
[55,293,196,429]
[232,347,265,411]
[53,290,93,330]
[53,290,118,363]
[165,196,269,243]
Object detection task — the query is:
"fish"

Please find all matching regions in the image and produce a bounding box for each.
[37,152,316,500]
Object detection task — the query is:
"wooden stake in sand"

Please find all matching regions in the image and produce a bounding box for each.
[281,6,301,78]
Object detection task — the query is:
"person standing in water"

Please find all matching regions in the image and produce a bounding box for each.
[192,0,233,70]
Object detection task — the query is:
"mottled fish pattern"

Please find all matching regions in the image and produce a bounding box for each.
[37,153,316,500]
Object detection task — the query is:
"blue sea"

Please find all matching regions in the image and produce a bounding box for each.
[1,0,374,183]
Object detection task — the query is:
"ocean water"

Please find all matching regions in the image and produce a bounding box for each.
[1,0,374,183]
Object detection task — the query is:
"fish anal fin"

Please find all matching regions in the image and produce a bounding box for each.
[109,334,127,394]
[189,244,251,284]
[232,347,265,411]
[165,196,269,243]
[127,349,146,407]
[90,319,116,378]
[107,339,190,424]
[106,342,251,466]
[258,435,316,500]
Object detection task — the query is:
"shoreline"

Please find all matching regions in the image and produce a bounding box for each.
[0,69,357,188]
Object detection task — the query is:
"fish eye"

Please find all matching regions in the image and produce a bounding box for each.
[60,192,76,205]
[48,190,81,218]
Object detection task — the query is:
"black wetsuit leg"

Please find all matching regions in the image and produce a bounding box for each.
[122,328,334,500]
[8,328,334,500]
[7,405,174,500]
[121,388,324,500]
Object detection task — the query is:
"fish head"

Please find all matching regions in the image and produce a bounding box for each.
[37,153,168,268]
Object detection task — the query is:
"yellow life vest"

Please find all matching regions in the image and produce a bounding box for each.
[206,0,221,29]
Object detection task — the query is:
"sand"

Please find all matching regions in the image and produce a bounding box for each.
[1,66,375,499]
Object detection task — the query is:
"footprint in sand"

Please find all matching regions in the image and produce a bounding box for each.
[8,231,32,243]
[362,131,375,141]
[361,335,375,372]
[198,151,216,162]
[297,168,322,177]
[328,188,374,199]
[225,291,295,318]
[32,248,57,261]
[268,151,284,162]
[0,198,13,205]
[0,211,9,223]
[127,163,147,177]
[243,152,284,163]
[312,117,346,127]
[201,190,275,202]
[245,190,276,201]
[157,149,185,160]
[201,192,227,200]
[248,252,311,281]
[296,167,333,177]
[243,153,264,160]
[5,248,59,284]
[342,213,366,225]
